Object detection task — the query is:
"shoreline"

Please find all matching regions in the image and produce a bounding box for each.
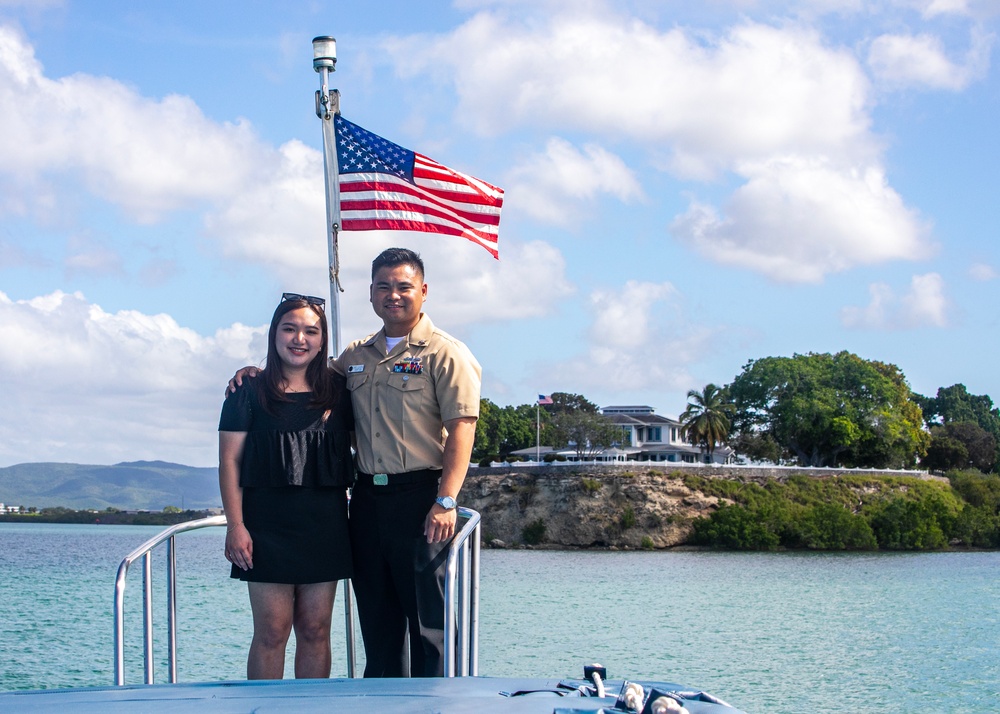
[0,510,216,527]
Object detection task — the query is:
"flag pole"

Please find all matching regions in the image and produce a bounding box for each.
[311,37,356,679]
[312,36,343,357]
[536,401,540,463]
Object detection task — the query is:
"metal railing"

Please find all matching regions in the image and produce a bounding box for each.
[444,507,481,677]
[113,508,481,685]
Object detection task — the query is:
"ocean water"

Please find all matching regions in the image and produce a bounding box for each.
[0,523,997,713]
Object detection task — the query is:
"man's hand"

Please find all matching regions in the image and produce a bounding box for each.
[226,366,260,395]
[424,503,457,543]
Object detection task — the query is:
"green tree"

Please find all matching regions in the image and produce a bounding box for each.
[162,505,182,514]
[726,351,929,468]
[916,384,1000,436]
[473,399,538,460]
[691,503,780,550]
[922,434,968,472]
[949,469,1000,511]
[915,384,1000,472]
[544,392,600,415]
[680,383,735,460]
[474,398,498,460]
[729,431,783,463]
[549,410,621,460]
[924,423,996,473]
[953,505,1000,547]
[798,503,877,550]
[868,498,949,550]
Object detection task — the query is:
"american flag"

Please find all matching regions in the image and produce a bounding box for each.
[537,394,554,405]
[334,115,504,259]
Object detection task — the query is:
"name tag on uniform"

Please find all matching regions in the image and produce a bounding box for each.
[348,365,365,373]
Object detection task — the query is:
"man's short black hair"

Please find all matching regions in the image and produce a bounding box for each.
[371,247,425,281]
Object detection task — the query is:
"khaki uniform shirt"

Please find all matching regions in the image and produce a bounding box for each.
[336,313,481,475]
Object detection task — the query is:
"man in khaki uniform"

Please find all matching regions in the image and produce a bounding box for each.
[338,247,480,677]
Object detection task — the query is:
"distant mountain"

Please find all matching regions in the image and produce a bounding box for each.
[0,461,220,511]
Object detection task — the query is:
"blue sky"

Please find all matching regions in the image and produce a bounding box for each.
[1,0,999,468]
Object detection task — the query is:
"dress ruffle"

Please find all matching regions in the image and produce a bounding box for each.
[241,428,354,488]
[220,378,355,489]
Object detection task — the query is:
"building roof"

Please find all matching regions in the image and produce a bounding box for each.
[601,405,655,414]
[603,412,679,427]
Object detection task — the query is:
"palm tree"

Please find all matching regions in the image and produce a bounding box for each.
[680,384,736,461]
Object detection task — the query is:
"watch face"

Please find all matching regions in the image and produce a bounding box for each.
[437,496,456,509]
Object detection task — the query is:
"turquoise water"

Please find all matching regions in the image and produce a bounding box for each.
[1,523,998,713]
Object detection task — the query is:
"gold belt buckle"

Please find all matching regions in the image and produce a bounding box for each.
[373,473,388,486]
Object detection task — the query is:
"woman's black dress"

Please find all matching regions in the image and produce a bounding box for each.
[219,375,354,584]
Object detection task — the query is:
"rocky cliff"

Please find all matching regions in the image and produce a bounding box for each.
[461,463,941,549]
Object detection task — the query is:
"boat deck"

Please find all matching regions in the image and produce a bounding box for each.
[0,675,745,713]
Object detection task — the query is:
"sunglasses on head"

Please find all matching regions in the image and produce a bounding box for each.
[281,292,326,307]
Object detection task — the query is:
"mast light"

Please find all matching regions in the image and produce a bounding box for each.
[312,36,337,72]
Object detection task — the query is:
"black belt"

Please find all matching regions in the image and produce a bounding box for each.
[356,469,440,486]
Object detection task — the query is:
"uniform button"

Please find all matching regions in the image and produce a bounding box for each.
[375,407,380,413]
[375,432,380,438]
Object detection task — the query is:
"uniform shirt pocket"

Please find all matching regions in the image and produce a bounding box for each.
[385,372,428,421]
[346,372,369,393]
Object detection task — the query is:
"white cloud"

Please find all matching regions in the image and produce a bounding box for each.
[671,158,932,283]
[383,13,938,281]
[0,25,267,224]
[0,290,263,467]
[867,29,993,90]
[969,262,997,280]
[0,265,573,467]
[204,139,326,276]
[903,272,949,326]
[548,280,721,394]
[921,0,971,15]
[327,232,577,345]
[387,17,876,174]
[840,272,948,329]
[900,0,1000,19]
[507,137,644,226]
[0,25,577,337]
[64,234,125,278]
[0,0,62,7]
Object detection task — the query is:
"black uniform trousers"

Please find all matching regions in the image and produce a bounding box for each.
[348,475,452,677]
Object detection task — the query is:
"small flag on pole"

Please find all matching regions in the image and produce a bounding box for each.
[334,115,504,259]
[537,394,553,405]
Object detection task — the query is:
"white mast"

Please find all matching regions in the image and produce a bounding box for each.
[311,36,358,678]
[312,36,343,357]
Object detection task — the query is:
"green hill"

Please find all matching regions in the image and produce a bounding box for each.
[0,461,220,511]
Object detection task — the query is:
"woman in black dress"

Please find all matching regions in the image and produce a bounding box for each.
[219,293,353,679]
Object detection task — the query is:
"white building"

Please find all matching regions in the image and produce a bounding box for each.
[601,405,733,464]
[510,405,734,464]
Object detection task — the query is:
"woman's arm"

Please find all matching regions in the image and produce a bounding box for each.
[219,431,253,571]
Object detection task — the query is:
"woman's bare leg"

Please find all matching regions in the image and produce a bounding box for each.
[247,582,295,679]
[292,581,338,678]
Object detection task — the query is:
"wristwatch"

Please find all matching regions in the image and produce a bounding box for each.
[435,496,457,510]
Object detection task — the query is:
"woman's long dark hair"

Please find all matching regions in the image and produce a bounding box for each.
[259,297,339,414]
